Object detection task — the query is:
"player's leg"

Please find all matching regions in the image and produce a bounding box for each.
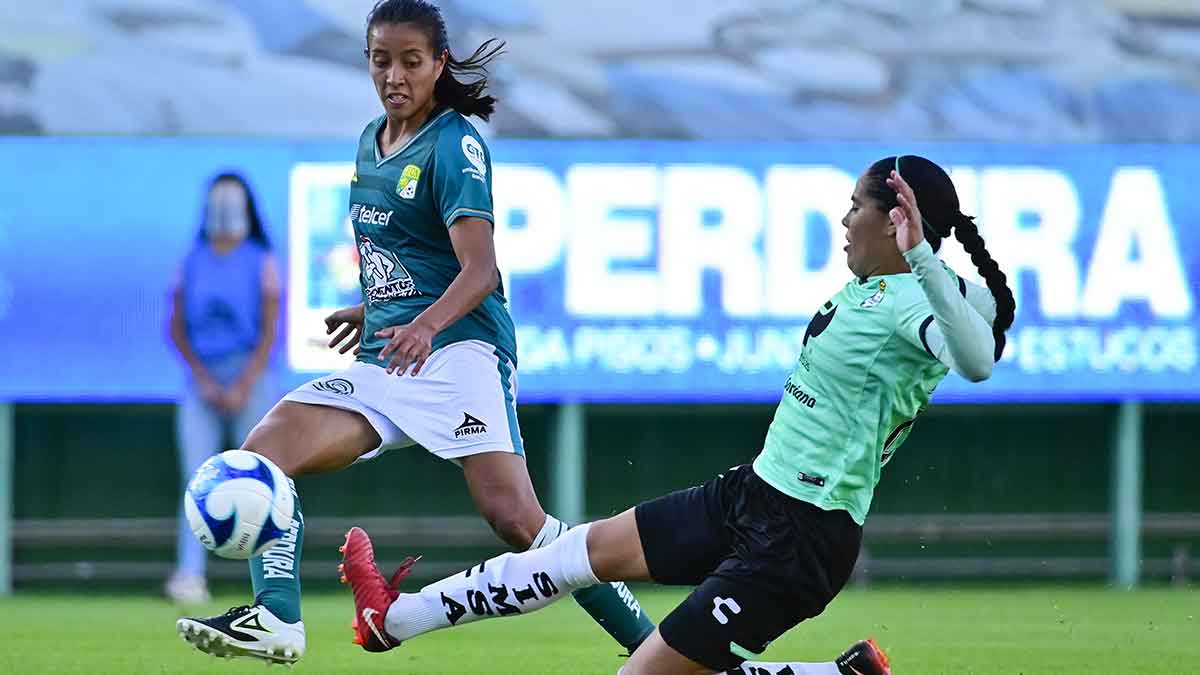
[619,637,890,675]
[167,387,220,604]
[625,470,876,675]
[178,362,402,664]
[349,508,646,648]
[460,450,544,548]
[729,640,892,675]
[345,466,741,647]
[331,341,653,651]
[620,569,851,675]
[245,400,379,610]
[461,450,656,650]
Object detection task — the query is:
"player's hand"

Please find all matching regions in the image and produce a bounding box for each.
[325,303,365,355]
[376,320,435,376]
[886,169,925,253]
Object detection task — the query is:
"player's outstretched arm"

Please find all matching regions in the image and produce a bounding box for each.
[887,170,995,381]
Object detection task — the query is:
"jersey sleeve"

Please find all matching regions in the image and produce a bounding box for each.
[431,123,494,227]
[899,241,996,381]
[962,277,998,325]
[895,283,940,361]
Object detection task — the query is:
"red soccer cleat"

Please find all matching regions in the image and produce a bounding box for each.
[339,526,421,653]
[836,638,892,675]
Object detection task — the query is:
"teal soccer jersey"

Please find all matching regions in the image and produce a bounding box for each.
[753,270,960,525]
[348,109,516,366]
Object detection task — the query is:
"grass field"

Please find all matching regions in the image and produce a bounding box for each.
[1,586,1196,674]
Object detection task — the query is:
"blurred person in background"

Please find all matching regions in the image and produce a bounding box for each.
[166,172,281,604]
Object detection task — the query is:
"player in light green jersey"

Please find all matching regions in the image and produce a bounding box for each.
[177,0,654,664]
[343,154,1016,675]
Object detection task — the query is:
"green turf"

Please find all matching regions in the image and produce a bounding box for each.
[0,586,1196,674]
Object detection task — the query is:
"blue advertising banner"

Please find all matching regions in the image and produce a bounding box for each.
[0,138,1196,402]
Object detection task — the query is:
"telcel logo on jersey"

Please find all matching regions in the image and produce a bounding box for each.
[350,203,393,226]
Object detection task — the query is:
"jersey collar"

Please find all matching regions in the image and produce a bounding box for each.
[857,272,909,285]
[374,108,454,168]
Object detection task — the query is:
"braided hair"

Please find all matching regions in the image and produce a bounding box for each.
[863,155,1016,361]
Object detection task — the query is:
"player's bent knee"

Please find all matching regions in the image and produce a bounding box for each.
[485,510,539,550]
[241,413,301,476]
[586,510,650,582]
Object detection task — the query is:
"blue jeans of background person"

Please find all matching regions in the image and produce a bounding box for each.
[175,353,277,579]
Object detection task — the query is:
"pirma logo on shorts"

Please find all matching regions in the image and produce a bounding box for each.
[454,413,487,438]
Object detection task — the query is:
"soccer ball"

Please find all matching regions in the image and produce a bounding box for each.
[185,450,295,560]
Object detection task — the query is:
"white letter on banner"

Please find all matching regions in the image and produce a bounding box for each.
[659,166,763,317]
[493,165,565,294]
[565,165,659,316]
[980,168,1081,318]
[1081,168,1192,318]
[764,166,855,317]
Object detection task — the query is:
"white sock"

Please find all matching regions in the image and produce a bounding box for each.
[384,523,599,641]
[530,514,566,550]
[731,662,841,675]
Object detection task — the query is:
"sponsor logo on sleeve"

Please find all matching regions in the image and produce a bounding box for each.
[461,135,487,183]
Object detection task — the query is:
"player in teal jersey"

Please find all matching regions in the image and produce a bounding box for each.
[177,0,654,664]
[342,155,1016,675]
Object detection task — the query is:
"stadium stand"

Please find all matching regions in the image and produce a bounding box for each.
[1,0,1198,140]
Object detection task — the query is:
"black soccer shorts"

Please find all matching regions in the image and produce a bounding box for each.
[634,464,863,671]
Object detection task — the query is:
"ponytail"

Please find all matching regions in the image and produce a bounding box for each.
[434,39,503,121]
[366,0,503,120]
[952,214,1016,361]
[866,155,1016,362]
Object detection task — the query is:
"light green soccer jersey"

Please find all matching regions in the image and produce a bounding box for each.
[753,269,961,525]
[348,108,516,366]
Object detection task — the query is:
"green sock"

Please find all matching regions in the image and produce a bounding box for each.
[250,479,303,624]
[571,581,655,651]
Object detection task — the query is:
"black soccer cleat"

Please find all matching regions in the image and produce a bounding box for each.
[177,603,306,664]
[836,638,891,675]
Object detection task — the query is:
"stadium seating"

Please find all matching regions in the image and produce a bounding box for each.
[2,0,1198,140]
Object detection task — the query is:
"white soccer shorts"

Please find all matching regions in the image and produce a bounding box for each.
[282,339,522,462]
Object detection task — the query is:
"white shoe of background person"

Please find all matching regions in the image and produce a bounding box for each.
[165,573,211,605]
[177,604,306,664]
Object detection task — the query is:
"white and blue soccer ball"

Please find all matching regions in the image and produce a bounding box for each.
[185,450,295,560]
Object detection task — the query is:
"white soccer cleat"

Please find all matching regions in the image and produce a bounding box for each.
[177,604,305,664]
